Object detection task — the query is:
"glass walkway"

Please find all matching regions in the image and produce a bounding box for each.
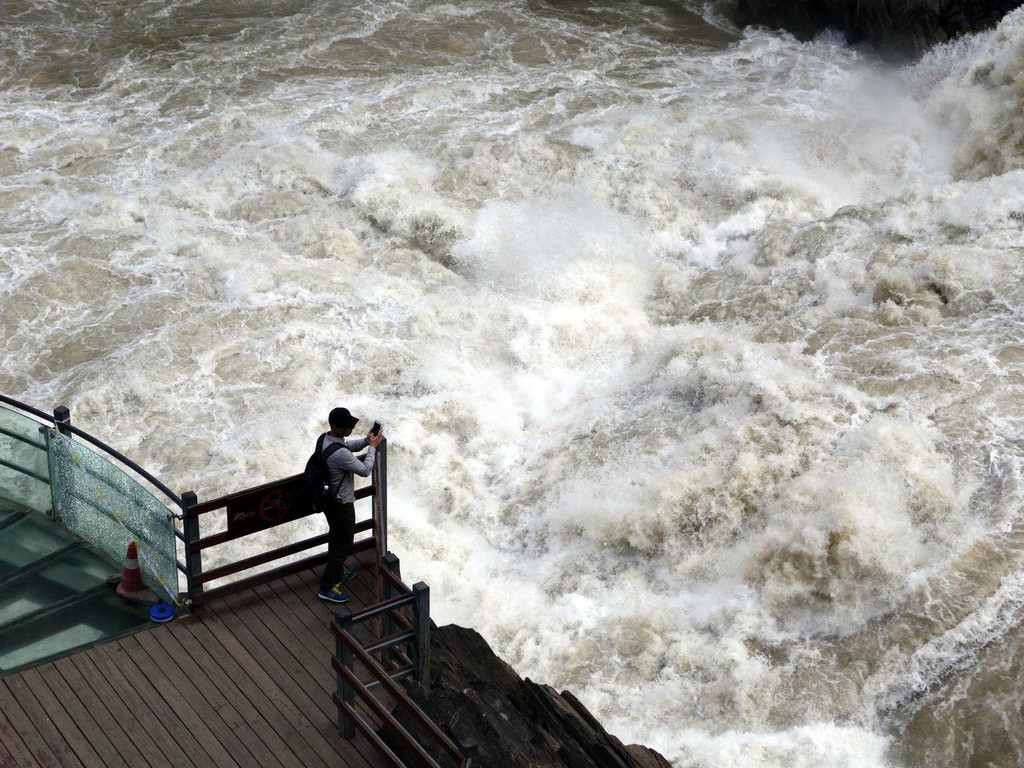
[0,399,179,675]
[0,498,150,674]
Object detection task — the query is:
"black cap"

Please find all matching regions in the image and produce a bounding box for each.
[329,407,360,429]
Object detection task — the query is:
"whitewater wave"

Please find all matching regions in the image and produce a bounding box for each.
[3,2,1024,766]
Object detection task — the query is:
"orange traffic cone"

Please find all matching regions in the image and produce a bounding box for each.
[116,541,145,596]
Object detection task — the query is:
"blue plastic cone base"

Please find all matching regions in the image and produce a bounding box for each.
[150,603,174,623]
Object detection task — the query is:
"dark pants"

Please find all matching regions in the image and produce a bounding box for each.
[320,500,355,590]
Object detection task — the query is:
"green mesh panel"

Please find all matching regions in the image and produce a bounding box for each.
[48,431,178,603]
[0,407,52,514]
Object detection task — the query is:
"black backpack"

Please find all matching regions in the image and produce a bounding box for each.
[301,434,346,513]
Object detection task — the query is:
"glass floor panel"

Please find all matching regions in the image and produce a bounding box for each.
[0,588,149,675]
[0,509,152,676]
[0,497,30,526]
[0,545,116,627]
[0,514,78,580]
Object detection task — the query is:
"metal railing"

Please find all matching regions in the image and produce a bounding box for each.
[0,395,397,611]
[0,395,185,512]
[1,396,184,601]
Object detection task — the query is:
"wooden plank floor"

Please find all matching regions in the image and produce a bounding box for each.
[0,548,402,768]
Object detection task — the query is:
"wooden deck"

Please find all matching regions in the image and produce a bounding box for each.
[0,548,397,768]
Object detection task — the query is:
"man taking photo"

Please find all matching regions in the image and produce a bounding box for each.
[316,406,384,603]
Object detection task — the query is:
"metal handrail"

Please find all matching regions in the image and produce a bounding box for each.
[381,565,410,593]
[0,394,52,423]
[0,394,185,511]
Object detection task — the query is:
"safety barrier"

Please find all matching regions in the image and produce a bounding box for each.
[0,393,394,609]
[0,395,185,509]
[332,553,475,768]
[0,396,181,603]
[182,441,474,765]
[181,440,388,608]
[2,394,471,763]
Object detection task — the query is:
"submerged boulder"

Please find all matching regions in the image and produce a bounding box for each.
[731,0,1024,56]
[380,624,671,768]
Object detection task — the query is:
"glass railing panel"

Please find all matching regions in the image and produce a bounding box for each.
[0,406,51,514]
[48,431,178,603]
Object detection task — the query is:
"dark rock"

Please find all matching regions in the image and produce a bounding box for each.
[378,624,672,768]
[731,0,1023,57]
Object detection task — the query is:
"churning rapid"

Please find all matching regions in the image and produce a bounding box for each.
[3,0,1024,764]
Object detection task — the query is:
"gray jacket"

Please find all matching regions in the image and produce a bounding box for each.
[323,435,376,503]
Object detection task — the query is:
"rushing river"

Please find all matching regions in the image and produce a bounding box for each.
[3,1,1024,765]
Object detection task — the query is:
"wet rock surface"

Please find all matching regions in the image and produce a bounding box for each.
[731,0,1023,56]
[380,624,672,768]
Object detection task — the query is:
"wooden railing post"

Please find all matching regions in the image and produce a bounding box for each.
[383,551,401,581]
[373,439,388,555]
[52,406,71,430]
[382,552,401,669]
[334,609,356,739]
[181,491,202,612]
[412,581,430,691]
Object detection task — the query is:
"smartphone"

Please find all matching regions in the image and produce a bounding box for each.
[371,421,382,436]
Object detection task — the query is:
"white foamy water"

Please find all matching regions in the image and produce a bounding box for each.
[4,1,1024,765]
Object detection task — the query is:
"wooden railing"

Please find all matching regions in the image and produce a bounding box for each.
[332,555,475,767]
[180,440,388,609]
[2,401,471,763]
[176,437,472,765]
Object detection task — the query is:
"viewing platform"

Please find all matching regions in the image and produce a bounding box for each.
[2,551,404,768]
[0,395,473,768]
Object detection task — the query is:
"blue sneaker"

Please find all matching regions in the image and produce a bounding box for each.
[316,585,351,603]
[342,567,357,582]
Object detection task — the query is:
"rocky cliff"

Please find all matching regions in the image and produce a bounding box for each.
[731,0,1023,55]
[381,624,672,768]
